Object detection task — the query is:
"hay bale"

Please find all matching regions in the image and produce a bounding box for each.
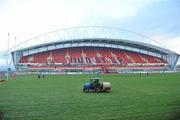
[102,82,111,91]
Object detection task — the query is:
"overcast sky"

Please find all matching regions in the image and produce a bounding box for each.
[0,0,179,55]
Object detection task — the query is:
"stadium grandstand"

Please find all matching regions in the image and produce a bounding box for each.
[9,26,179,73]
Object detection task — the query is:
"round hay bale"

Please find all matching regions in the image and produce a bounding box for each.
[102,82,111,91]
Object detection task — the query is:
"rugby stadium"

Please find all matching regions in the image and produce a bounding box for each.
[10,26,179,73]
[0,26,180,120]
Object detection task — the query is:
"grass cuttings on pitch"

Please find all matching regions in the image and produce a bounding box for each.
[0,73,180,120]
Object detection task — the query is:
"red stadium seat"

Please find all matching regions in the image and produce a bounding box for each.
[20,47,168,68]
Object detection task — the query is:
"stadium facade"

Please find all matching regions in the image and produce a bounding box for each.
[10,26,179,73]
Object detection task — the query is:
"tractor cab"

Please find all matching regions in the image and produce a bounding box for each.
[90,78,100,86]
[90,78,101,89]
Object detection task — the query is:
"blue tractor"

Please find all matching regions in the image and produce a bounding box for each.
[83,78,111,93]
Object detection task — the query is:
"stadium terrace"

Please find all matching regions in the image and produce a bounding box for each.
[10,26,179,73]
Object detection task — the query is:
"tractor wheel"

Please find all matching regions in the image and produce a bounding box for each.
[83,88,89,93]
[95,86,101,93]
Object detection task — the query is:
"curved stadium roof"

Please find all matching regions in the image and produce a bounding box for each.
[9,26,179,69]
[10,26,177,55]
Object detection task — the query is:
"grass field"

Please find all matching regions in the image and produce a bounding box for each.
[0,73,180,120]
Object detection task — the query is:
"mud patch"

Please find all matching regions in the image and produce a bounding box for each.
[0,80,6,84]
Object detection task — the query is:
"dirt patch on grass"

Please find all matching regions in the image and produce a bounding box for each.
[0,80,6,84]
[0,80,6,83]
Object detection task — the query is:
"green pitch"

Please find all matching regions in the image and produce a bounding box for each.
[0,73,180,120]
